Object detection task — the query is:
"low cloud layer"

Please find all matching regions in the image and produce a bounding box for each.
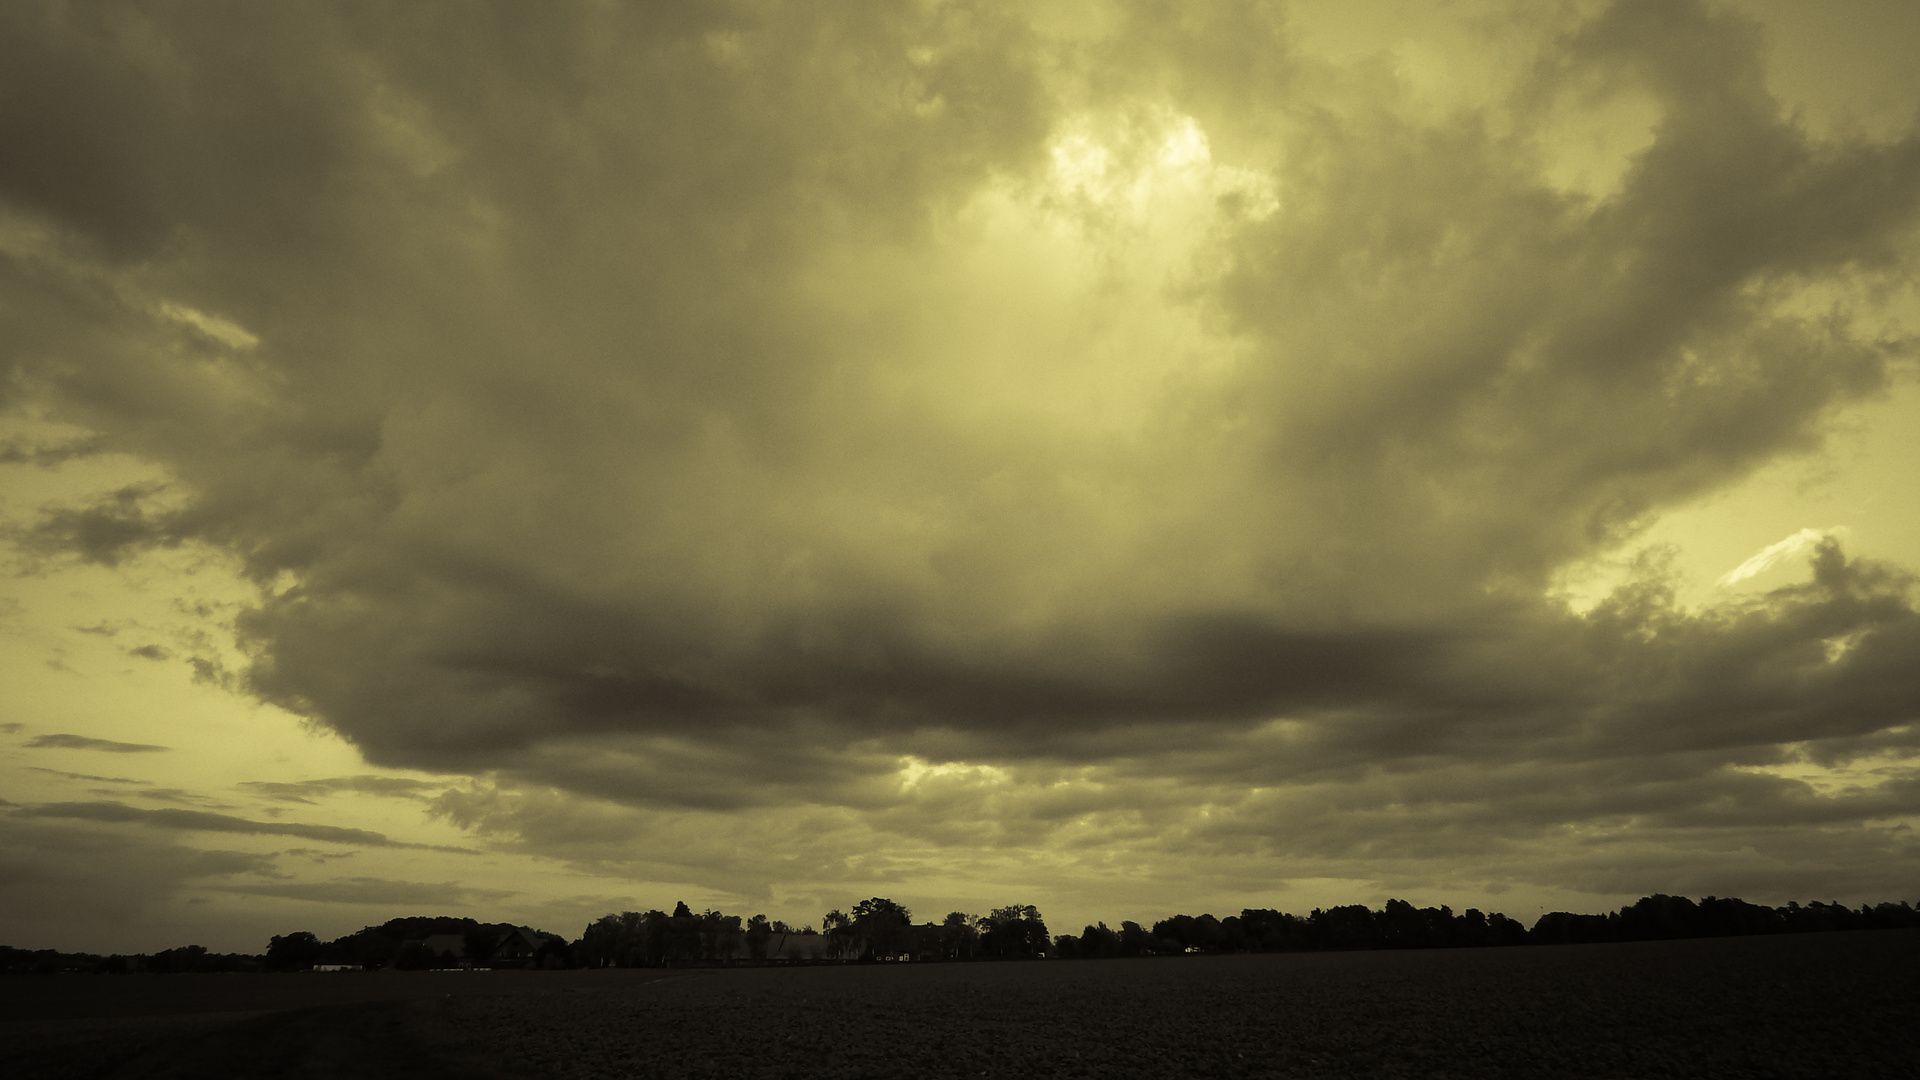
[3,0,1918,929]
[25,733,170,753]
[17,801,469,852]
[238,776,442,805]
[0,818,274,950]
[214,877,516,908]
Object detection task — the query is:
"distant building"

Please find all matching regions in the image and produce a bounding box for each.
[489,926,568,968]
[763,932,843,962]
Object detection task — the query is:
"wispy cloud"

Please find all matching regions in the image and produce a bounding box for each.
[238,776,444,805]
[25,734,171,753]
[131,788,238,810]
[1718,528,1848,587]
[28,766,150,784]
[0,436,104,467]
[214,877,516,907]
[17,801,475,853]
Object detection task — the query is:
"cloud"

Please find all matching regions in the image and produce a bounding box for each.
[1,0,1917,917]
[1718,527,1847,586]
[0,435,102,466]
[0,818,274,948]
[17,800,472,852]
[12,484,187,568]
[279,847,358,864]
[238,776,444,805]
[27,766,149,784]
[213,877,516,907]
[25,733,170,753]
[129,788,237,810]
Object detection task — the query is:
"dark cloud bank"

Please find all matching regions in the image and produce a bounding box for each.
[3,0,1917,907]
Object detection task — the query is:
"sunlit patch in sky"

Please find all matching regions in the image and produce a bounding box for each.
[1717,527,1847,587]
[152,303,259,352]
[1535,83,1664,203]
[896,756,1010,792]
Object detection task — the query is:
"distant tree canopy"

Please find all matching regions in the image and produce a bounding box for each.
[1088,903,1532,957]
[8,894,1918,975]
[940,911,979,960]
[1529,895,1919,945]
[576,904,752,967]
[850,898,913,959]
[265,931,321,972]
[1058,896,1920,957]
[977,905,1050,959]
[0,944,262,976]
[269,917,574,971]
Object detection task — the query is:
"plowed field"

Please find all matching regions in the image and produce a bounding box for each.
[6,931,1916,1078]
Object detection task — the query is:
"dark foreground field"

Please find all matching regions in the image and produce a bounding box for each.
[5,931,1916,1079]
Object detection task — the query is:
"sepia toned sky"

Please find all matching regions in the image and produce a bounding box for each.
[3,0,1918,955]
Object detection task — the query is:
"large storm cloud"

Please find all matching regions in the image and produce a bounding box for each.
[4,0,1917,922]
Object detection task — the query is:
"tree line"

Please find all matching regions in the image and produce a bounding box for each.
[264,915,572,971]
[574,899,1053,966]
[5,893,1917,974]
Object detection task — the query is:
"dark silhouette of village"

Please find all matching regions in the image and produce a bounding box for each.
[6,892,1919,975]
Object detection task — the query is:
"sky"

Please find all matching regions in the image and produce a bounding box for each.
[3,0,1918,955]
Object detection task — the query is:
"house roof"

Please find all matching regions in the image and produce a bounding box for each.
[494,926,550,952]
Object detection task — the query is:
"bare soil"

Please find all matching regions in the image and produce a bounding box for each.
[0,970,674,1078]
[5,931,1915,1078]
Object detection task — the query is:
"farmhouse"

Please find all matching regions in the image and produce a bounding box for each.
[490,926,569,968]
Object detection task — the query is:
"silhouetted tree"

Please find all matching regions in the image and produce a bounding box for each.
[978,905,1049,958]
[666,905,704,963]
[266,931,320,971]
[1309,905,1377,950]
[697,910,742,961]
[1696,896,1784,937]
[1868,901,1920,930]
[1238,909,1311,951]
[851,898,912,959]
[1530,911,1615,945]
[941,912,978,960]
[1077,922,1120,959]
[1488,911,1528,946]
[147,945,210,974]
[822,908,856,958]
[578,913,623,967]
[1618,894,1700,940]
